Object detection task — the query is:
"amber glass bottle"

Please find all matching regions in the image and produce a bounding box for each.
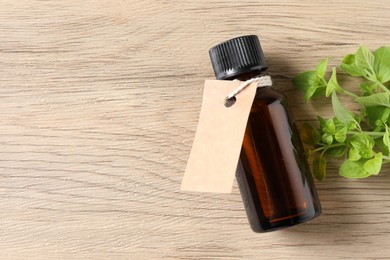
[209,35,321,232]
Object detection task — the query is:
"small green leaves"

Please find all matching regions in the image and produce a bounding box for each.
[349,133,374,158]
[334,126,347,143]
[293,59,328,101]
[324,117,336,133]
[313,156,326,181]
[341,46,378,82]
[322,133,333,145]
[294,45,390,180]
[340,152,382,178]
[365,106,390,129]
[320,118,337,145]
[360,82,377,96]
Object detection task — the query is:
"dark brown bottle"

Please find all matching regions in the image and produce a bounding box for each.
[209,35,321,232]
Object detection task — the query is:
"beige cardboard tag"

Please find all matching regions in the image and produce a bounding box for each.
[181,79,257,193]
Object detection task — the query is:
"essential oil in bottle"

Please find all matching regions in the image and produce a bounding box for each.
[209,35,322,232]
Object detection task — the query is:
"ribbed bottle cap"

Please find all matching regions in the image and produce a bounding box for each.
[209,35,267,80]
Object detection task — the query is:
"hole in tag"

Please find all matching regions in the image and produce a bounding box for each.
[224,96,236,107]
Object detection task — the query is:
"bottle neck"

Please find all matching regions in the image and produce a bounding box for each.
[225,69,268,81]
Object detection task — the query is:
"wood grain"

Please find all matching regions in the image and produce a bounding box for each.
[1,0,390,259]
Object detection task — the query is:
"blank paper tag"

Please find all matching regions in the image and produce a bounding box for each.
[181,79,257,193]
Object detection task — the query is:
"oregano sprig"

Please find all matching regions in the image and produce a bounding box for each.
[293,46,390,180]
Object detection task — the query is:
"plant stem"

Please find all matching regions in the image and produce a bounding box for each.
[383,155,390,161]
[312,143,345,153]
[378,82,390,92]
[347,131,385,137]
[312,147,326,153]
[342,89,359,98]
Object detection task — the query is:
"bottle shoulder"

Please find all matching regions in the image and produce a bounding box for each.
[250,86,293,118]
[254,87,287,104]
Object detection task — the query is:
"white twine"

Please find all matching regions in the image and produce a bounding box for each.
[227,75,272,100]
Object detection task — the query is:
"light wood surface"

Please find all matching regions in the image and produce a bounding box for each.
[1,0,390,259]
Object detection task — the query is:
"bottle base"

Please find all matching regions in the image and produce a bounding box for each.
[249,209,321,233]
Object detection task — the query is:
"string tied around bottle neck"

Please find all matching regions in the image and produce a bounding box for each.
[227,75,272,100]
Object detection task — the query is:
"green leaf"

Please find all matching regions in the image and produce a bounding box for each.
[355,45,376,81]
[340,54,363,77]
[356,92,390,107]
[349,133,375,158]
[293,71,315,92]
[349,133,373,148]
[293,71,327,101]
[326,144,346,157]
[348,147,361,161]
[313,156,326,181]
[347,120,359,130]
[334,126,347,143]
[365,106,390,128]
[322,133,333,145]
[316,58,329,77]
[326,67,343,97]
[318,116,327,129]
[320,118,337,145]
[383,125,390,155]
[360,82,376,96]
[340,46,376,82]
[364,153,383,175]
[374,46,390,83]
[340,159,371,178]
[300,123,321,145]
[359,149,373,158]
[332,92,359,126]
[324,117,336,134]
[375,138,389,156]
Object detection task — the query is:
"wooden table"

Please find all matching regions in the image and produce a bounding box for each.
[1,1,390,259]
